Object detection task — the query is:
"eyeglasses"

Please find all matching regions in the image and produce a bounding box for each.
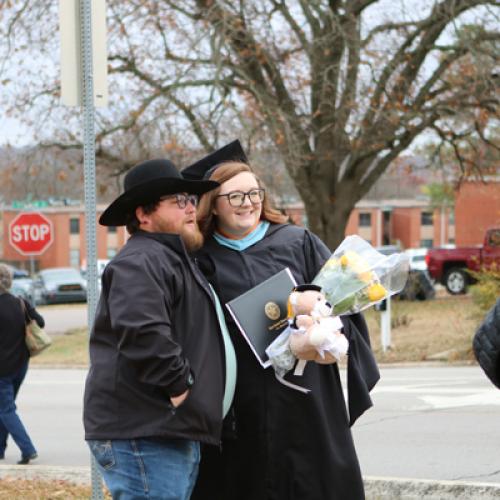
[216,188,265,207]
[160,193,199,209]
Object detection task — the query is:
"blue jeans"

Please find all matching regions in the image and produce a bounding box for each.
[0,361,37,458]
[88,438,200,500]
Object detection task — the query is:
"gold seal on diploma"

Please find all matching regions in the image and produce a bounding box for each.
[264,302,281,321]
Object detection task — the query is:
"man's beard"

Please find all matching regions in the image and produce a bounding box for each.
[149,214,204,252]
[180,224,204,252]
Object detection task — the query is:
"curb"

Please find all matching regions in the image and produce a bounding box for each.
[2,466,500,498]
[28,361,478,370]
[0,465,90,484]
[364,476,500,499]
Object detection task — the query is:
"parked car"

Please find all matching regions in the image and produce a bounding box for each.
[375,245,402,256]
[0,263,35,304]
[0,262,30,279]
[376,246,435,301]
[80,259,110,279]
[10,277,36,305]
[33,267,87,305]
[426,227,500,294]
[404,248,429,273]
[398,269,436,301]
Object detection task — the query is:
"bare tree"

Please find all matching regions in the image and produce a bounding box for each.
[0,0,498,247]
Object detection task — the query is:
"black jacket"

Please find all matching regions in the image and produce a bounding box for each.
[0,292,44,377]
[192,224,379,500]
[473,298,500,389]
[83,231,225,445]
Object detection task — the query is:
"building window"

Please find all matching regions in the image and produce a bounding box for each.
[70,218,80,234]
[108,226,117,234]
[107,248,117,259]
[448,210,455,225]
[420,239,433,248]
[421,211,433,226]
[69,249,80,268]
[359,212,371,227]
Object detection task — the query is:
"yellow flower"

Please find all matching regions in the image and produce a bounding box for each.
[367,283,387,302]
[340,251,372,281]
[340,254,350,268]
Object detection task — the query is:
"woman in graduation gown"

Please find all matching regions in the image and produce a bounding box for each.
[183,142,380,500]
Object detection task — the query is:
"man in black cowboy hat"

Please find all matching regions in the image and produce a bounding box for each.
[83,158,229,499]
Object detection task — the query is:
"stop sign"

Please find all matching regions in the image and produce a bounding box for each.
[9,212,54,256]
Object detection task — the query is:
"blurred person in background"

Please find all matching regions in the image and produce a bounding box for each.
[0,263,44,464]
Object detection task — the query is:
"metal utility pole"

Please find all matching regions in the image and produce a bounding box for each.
[80,1,102,496]
[60,0,108,497]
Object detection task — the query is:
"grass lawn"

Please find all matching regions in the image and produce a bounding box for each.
[364,294,480,363]
[29,294,483,367]
[29,328,89,367]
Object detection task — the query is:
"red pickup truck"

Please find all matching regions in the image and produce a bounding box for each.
[426,227,500,294]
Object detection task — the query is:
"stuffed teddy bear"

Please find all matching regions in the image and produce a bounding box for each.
[287,284,349,365]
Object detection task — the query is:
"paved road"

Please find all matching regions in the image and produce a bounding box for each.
[37,304,88,335]
[5,366,500,483]
[5,369,88,467]
[352,365,500,483]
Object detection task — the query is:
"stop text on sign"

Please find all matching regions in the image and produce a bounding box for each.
[11,224,51,242]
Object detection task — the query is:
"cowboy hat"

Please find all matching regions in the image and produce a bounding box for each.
[99,158,219,226]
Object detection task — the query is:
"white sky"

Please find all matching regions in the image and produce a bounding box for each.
[0,0,495,149]
[0,117,29,145]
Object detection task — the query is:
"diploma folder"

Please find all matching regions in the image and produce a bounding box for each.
[226,268,297,368]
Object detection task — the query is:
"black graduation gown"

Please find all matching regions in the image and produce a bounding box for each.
[192,224,379,500]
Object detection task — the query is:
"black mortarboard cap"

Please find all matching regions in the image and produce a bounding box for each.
[182,140,248,181]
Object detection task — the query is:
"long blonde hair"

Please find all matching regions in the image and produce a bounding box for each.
[197,161,288,237]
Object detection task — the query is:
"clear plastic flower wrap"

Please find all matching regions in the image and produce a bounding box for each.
[263,236,409,392]
[265,286,349,393]
[265,327,297,379]
[312,235,410,315]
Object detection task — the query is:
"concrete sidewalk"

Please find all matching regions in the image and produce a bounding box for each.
[1,466,500,499]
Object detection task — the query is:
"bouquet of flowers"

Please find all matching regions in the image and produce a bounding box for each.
[312,235,410,315]
[265,235,409,391]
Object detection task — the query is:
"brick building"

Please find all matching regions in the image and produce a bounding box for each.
[283,179,499,250]
[346,200,455,249]
[1,178,498,271]
[284,199,454,249]
[0,206,127,271]
[454,179,500,246]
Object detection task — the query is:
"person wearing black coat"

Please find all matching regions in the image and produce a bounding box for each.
[0,264,44,465]
[473,298,500,389]
[183,144,380,500]
[83,159,232,500]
